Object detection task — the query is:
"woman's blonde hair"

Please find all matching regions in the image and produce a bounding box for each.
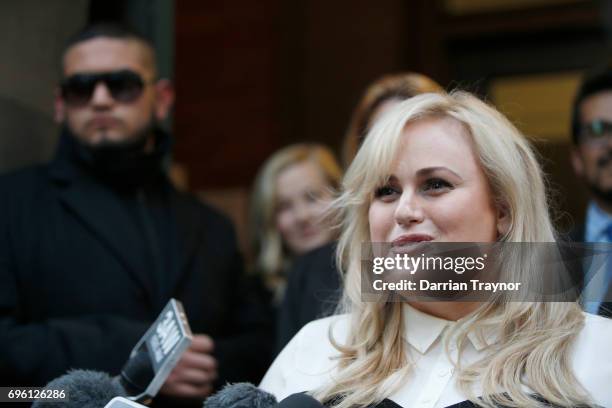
[249,143,342,291]
[341,72,443,167]
[312,91,591,408]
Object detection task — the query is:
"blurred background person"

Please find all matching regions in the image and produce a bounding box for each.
[341,73,444,167]
[249,143,342,300]
[0,23,273,407]
[570,63,612,317]
[276,72,443,351]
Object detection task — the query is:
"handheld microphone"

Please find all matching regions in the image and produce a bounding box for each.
[120,298,193,403]
[33,299,192,407]
[204,383,278,408]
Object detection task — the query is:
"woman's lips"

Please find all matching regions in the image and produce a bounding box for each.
[300,225,321,239]
[389,234,434,255]
[391,234,434,246]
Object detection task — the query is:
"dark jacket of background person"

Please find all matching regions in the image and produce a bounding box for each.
[570,224,612,317]
[276,242,341,352]
[0,130,274,405]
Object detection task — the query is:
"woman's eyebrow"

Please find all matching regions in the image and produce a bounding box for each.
[416,166,462,179]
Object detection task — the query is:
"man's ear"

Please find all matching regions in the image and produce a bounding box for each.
[496,202,511,239]
[154,79,174,122]
[570,147,585,178]
[54,87,66,124]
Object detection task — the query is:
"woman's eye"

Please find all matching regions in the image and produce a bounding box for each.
[422,178,452,192]
[305,190,322,202]
[374,185,398,198]
[276,201,292,213]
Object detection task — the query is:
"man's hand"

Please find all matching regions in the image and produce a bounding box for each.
[160,334,218,399]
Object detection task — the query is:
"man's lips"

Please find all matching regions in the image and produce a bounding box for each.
[87,116,121,128]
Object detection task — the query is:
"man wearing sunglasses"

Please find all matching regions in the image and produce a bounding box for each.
[0,24,273,406]
[570,64,612,318]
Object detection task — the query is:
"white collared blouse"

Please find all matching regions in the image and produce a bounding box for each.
[260,304,612,408]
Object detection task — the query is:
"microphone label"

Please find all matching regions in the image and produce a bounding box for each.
[150,310,181,364]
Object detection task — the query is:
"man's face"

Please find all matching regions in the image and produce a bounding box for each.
[572,90,612,205]
[56,37,168,146]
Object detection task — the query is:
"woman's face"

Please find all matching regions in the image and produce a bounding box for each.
[368,116,500,245]
[275,160,335,255]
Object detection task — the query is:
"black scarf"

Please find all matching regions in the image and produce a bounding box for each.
[57,126,172,190]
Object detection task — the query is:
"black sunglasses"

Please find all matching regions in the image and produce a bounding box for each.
[60,70,151,106]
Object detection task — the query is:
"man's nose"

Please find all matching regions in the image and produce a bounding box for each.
[90,82,114,107]
[394,192,424,226]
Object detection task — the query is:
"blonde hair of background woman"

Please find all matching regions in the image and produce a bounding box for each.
[312,91,591,408]
[249,143,342,292]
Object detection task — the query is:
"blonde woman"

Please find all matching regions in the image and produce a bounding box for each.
[250,143,342,297]
[277,73,444,349]
[260,92,612,407]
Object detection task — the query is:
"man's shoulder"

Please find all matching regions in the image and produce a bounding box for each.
[0,164,50,202]
[0,164,48,187]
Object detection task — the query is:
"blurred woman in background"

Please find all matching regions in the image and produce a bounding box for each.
[249,143,342,300]
[341,72,443,167]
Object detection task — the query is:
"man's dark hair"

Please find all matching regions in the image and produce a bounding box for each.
[571,62,612,144]
[62,22,156,69]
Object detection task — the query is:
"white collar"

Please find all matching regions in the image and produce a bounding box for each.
[402,304,496,354]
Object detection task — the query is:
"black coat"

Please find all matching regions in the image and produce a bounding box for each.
[0,137,274,405]
[276,243,342,352]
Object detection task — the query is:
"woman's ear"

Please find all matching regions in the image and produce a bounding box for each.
[496,202,511,238]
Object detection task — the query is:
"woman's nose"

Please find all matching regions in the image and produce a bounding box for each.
[393,192,424,226]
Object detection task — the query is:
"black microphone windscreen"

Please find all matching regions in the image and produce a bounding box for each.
[119,348,154,395]
[276,393,325,408]
[204,383,277,408]
[32,369,125,408]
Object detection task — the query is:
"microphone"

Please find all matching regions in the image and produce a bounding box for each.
[276,393,325,408]
[119,298,193,402]
[31,369,125,407]
[33,299,192,407]
[104,397,148,407]
[204,383,325,408]
[204,383,277,408]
